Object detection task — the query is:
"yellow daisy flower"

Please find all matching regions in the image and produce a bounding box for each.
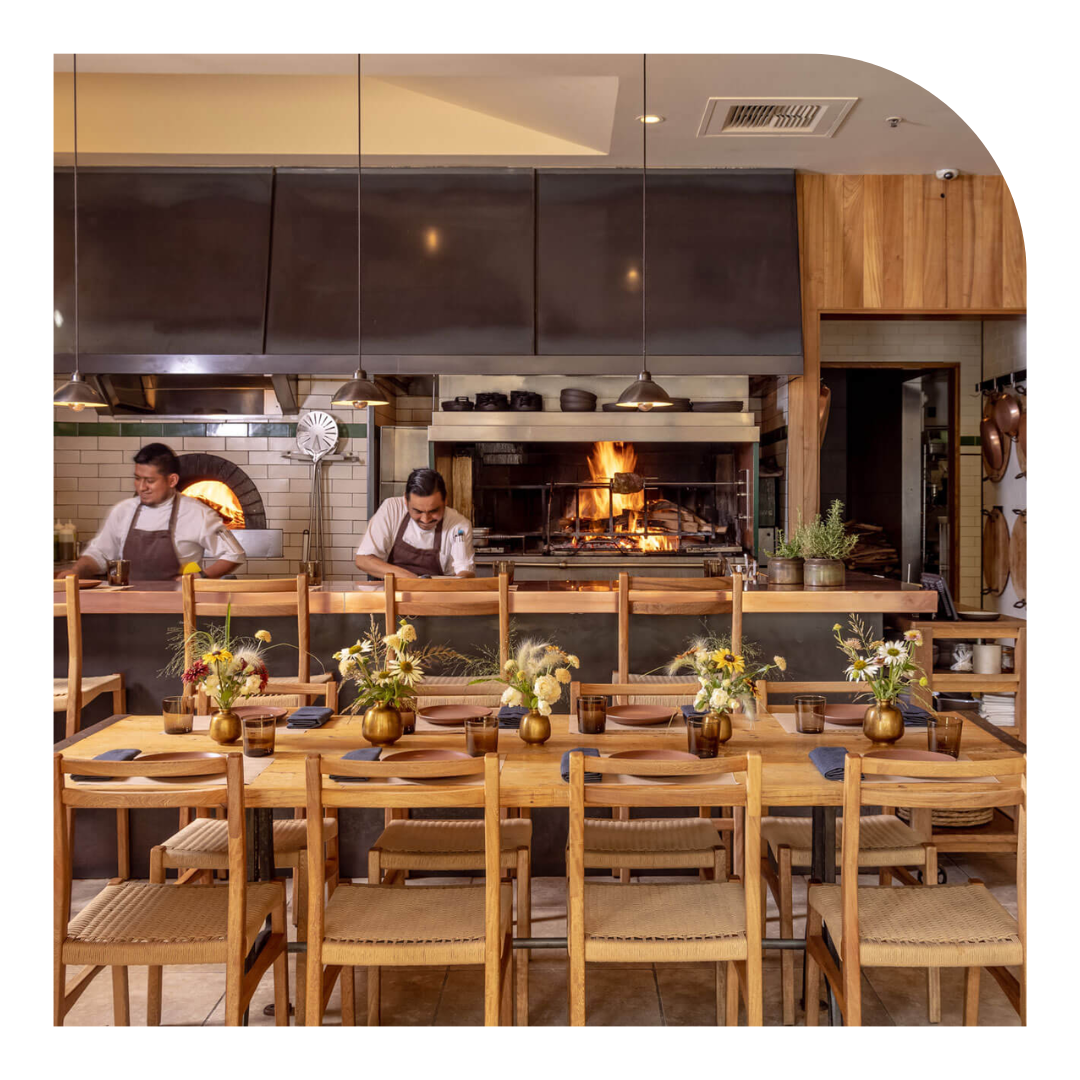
[202,648,233,665]
[255,629,271,643]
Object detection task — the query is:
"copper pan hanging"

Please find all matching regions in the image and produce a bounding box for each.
[981,391,997,420]
[1016,410,1027,474]
[980,415,1010,482]
[982,507,1010,597]
[993,386,1023,438]
[818,384,831,448]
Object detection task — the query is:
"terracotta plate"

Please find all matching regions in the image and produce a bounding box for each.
[54,579,103,590]
[608,748,700,779]
[416,704,494,725]
[234,706,289,722]
[863,749,955,763]
[383,748,475,781]
[822,703,865,726]
[606,704,677,726]
[132,751,225,782]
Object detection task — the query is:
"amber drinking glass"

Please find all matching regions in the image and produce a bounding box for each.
[687,716,720,758]
[794,695,826,734]
[703,558,725,578]
[242,716,277,757]
[107,559,130,586]
[577,695,607,734]
[162,695,194,735]
[927,716,963,758]
[464,716,499,757]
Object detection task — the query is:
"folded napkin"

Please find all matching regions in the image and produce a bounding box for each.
[680,704,705,719]
[809,746,848,782]
[560,747,601,783]
[497,706,528,729]
[897,698,932,727]
[287,705,333,729]
[71,748,141,782]
[329,747,381,782]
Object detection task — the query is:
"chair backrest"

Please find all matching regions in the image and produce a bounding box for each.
[567,749,761,956]
[838,752,1026,970]
[616,572,744,688]
[55,752,246,961]
[54,578,83,736]
[304,752,503,971]
[569,680,699,715]
[383,572,510,669]
[755,680,873,709]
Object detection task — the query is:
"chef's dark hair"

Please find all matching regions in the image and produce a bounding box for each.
[134,442,181,478]
[405,467,446,500]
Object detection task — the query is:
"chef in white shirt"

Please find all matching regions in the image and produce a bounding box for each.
[355,467,475,579]
[60,443,246,581]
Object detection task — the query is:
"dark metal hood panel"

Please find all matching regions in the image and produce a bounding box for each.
[96,373,298,417]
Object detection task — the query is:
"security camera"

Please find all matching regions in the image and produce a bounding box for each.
[935,168,960,181]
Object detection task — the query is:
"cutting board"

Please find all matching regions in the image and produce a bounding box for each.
[1010,512,1026,603]
[1016,411,1027,474]
[982,507,1010,597]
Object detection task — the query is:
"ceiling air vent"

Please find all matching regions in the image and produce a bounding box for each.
[698,97,857,138]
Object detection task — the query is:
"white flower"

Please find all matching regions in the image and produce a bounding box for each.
[555,667,571,684]
[398,623,417,644]
[566,654,580,669]
[383,633,402,652]
[201,674,219,695]
[359,639,373,654]
[698,676,708,689]
[339,656,360,679]
[332,649,344,661]
[388,655,423,688]
[501,686,524,707]
[537,700,552,716]
[709,687,730,711]
[876,641,908,666]
[243,674,262,694]
[533,674,560,704]
[846,658,881,681]
[694,692,709,712]
[903,629,923,645]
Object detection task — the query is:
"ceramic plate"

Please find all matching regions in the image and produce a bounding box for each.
[863,749,955,763]
[416,704,494,725]
[383,748,476,782]
[608,748,701,781]
[132,751,225,782]
[234,706,289,722]
[822,703,866,726]
[606,704,677,726]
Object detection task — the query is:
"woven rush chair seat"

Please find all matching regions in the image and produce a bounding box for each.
[762,814,926,867]
[64,880,282,966]
[583,881,747,962]
[415,675,502,709]
[371,818,531,871]
[808,882,1022,967]
[321,882,513,966]
[582,818,725,871]
[52,675,122,712]
[616,672,699,706]
[160,816,338,869]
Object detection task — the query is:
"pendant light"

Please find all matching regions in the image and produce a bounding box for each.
[615,54,671,411]
[333,54,389,409]
[54,54,107,411]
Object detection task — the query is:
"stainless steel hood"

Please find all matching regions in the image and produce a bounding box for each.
[95,373,299,417]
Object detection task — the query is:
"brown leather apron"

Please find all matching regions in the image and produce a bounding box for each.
[388,512,444,577]
[121,495,183,581]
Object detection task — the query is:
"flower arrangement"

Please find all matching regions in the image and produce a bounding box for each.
[800,499,859,561]
[334,616,458,713]
[833,615,927,703]
[666,635,787,715]
[469,639,579,717]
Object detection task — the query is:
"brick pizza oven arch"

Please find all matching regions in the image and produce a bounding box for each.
[176,454,267,529]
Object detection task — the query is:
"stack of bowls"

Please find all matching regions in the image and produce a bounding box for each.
[475,392,510,411]
[511,390,543,412]
[560,388,597,412]
[665,397,692,412]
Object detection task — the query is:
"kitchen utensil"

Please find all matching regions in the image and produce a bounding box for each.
[956,609,1001,622]
[1016,411,1026,473]
[106,559,130,586]
[980,416,1010,482]
[818,384,832,447]
[301,528,310,564]
[301,560,322,585]
[601,403,623,412]
[296,411,339,579]
[416,704,494,726]
[691,401,743,413]
[608,749,698,774]
[441,398,474,412]
[1010,511,1026,605]
[982,507,1010,596]
[932,692,978,711]
[233,706,289,722]
[606,704,676,726]
[993,387,1023,437]
[821,703,866,726]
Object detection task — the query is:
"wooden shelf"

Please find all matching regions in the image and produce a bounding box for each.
[932,673,1020,692]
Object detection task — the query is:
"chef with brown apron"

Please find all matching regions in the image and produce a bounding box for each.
[62,443,246,581]
[355,467,475,580]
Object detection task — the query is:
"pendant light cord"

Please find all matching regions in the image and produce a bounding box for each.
[72,53,80,376]
[640,53,646,377]
[357,52,362,374]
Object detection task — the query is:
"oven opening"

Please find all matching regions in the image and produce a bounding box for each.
[180,479,246,529]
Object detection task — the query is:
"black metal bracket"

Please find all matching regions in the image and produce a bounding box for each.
[976,369,1026,394]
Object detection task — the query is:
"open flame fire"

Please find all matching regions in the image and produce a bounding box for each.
[182,481,245,529]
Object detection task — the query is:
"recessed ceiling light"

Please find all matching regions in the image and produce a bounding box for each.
[637,114,665,124]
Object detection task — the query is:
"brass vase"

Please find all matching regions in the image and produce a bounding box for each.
[706,711,733,745]
[519,709,551,747]
[209,706,241,746]
[362,704,403,747]
[863,699,904,745]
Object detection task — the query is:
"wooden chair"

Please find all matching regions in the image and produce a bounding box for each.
[755,678,937,1024]
[54,751,289,1026]
[303,752,514,1026]
[54,576,129,878]
[804,752,1026,1026]
[182,573,335,708]
[567,749,763,1026]
[569,680,737,884]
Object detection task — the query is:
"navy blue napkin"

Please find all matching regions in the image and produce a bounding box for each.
[498,706,528,729]
[71,748,141,782]
[329,747,381,782]
[809,746,848,782]
[680,704,705,719]
[897,697,932,727]
[561,747,601,783]
[287,706,333,729]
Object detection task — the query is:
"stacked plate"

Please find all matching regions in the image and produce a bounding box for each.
[441,396,474,412]
[692,401,743,413]
[511,390,543,411]
[560,388,597,412]
[665,397,692,412]
[476,392,510,411]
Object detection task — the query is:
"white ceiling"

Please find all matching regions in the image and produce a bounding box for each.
[54,53,1000,173]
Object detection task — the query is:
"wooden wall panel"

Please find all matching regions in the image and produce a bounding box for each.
[787,173,1025,528]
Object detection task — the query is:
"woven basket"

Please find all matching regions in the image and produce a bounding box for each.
[896,806,993,828]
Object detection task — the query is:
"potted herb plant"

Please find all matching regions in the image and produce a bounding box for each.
[800,499,858,587]
[766,519,806,585]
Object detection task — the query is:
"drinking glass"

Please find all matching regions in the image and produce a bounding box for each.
[577,695,607,735]
[703,558,725,578]
[162,695,194,735]
[927,716,963,758]
[687,716,720,758]
[794,695,826,734]
[242,715,277,757]
[494,560,515,583]
[107,559,130,586]
[464,716,499,757]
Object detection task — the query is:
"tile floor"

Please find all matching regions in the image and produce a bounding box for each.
[62,853,1021,1026]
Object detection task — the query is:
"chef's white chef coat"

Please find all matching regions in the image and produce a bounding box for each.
[356,496,475,576]
[82,494,246,574]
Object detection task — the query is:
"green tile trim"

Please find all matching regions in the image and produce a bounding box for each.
[249,423,294,437]
[960,435,981,446]
[91,423,121,437]
[120,423,161,436]
[160,423,205,436]
[54,422,79,436]
[340,423,367,439]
